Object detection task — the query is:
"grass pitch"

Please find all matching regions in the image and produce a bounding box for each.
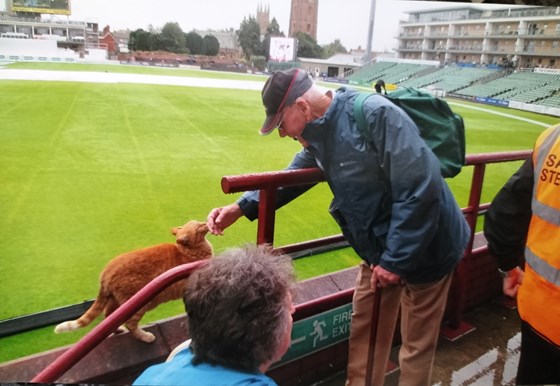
[0,63,557,362]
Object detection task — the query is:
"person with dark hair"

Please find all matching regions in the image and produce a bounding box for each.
[207,68,469,386]
[132,244,296,386]
[484,124,560,385]
[374,79,387,95]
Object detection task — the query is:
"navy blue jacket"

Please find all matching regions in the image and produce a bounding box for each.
[239,88,470,284]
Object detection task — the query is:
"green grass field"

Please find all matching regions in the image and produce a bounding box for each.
[0,62,557,362]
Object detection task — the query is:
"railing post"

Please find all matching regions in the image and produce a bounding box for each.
[257,188,277,245]
[442,162,487,339]
[441,159,487,339]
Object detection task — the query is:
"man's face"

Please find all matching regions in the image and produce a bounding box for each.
[276,100,309,148]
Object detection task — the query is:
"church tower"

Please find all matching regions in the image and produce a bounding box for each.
[256,3,270,36]
[288,0,318,40]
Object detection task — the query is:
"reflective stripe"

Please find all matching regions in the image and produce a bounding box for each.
[532,200,560,227]
[526,243,560,287]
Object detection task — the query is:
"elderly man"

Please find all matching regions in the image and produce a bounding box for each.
[207,68,469,386]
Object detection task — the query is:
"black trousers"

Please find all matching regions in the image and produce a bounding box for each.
[516,320,560,385]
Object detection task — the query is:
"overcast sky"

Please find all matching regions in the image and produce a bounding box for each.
[58,1,517,51]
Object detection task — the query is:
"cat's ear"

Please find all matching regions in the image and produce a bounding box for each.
[171,227,181,235]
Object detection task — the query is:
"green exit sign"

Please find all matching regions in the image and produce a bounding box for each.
[276,303,352,366]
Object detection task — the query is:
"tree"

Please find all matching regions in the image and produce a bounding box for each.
[266,18,282,36]
[148,33,163,51]
[185,31,203,55]
[159,22,186,53]
[201,35,220,56]
[129,28,152,51]
[237,16,263,60]
[294,32,323,59]
[323,39,347,59]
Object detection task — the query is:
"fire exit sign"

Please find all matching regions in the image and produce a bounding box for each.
[276,303,352,365]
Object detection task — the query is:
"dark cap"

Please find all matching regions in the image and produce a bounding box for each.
[260,68,313,135]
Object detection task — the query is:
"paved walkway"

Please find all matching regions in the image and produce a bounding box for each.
[314,299,520,386]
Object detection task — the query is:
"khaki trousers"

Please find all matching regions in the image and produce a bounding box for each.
[346,262,453,386]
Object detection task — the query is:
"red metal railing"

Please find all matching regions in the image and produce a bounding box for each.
[221,150,531,330]
[32,150,530,383]
[31,261,353,383]
[32,261,208,383]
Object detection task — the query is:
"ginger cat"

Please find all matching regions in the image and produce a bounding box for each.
[54,220,213,343]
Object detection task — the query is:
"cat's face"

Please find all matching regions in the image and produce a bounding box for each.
[171,221,209,247]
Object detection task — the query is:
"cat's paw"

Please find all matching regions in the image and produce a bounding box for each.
[54,321,79,333]
[142,332,156,343]
[132,329,156,343]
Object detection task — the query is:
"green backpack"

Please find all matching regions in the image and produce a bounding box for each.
[353,87,466,178]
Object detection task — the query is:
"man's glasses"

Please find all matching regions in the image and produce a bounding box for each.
[275,105,291,130]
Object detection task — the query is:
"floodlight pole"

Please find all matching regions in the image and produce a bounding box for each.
[364,0,376,64]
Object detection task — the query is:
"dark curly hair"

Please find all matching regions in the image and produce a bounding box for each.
[183,244,296,372]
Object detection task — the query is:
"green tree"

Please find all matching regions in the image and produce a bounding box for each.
[294,32,323,59]
[159,22,186,53]
[201,35,220,56]
[129,28,152,51]
[185,31,203,55]
[266,18,282,36]
[323,39,347,59]
[148,33,163,51]
[237,16,263,60]
[251,55,267,72]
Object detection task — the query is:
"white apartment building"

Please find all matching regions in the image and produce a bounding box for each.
[396,5,560,70]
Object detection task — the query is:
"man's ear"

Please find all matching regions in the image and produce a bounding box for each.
[295,97,313,121]
[295,97,309,114]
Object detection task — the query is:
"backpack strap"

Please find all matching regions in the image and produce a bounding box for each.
[353,92,374,141]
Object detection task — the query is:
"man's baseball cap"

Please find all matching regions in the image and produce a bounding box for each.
[260,68,313,135]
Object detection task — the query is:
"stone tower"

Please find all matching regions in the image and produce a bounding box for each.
[256,3,270,36]
[288,0,318,40]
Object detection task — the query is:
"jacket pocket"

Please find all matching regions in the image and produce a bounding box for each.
[329,200,380,264]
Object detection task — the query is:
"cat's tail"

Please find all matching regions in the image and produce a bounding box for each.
[54,288,108,334]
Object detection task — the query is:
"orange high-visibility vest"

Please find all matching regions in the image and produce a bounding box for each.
[518,124,560,346]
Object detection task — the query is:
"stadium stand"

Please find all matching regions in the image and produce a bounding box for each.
[399,66,498,93]
[494,73,560,104]
[345,61,558,114]
[347,61,434,86]
[456,70,560,103]
[538,95,560,108]
[397,66,461,89]
[0,37,79,62]
[346,61,396,84]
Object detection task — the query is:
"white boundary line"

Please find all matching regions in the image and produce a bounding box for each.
[449,101,551,128]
